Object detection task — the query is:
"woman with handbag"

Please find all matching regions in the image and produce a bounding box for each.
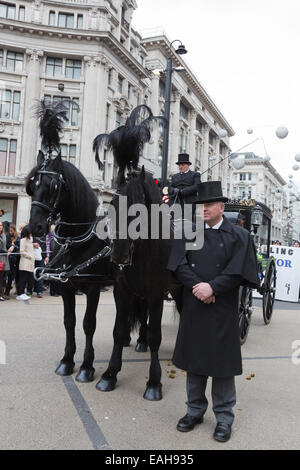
[16,225,34,301]
[0,221,10,301]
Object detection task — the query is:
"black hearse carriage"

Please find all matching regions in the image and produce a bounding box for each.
[224,199,277,344]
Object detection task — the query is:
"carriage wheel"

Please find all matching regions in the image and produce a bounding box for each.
[262,259,276,325]
[239,286,253,345]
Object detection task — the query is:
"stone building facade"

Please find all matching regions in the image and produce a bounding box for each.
[230,152,288,243]
[0,0,234,227]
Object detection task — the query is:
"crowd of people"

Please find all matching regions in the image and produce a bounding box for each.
[0,221,60,301]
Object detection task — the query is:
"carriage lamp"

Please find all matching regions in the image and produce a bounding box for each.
[251,210,263,234]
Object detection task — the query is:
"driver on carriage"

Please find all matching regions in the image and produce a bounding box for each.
[167,180,259,442]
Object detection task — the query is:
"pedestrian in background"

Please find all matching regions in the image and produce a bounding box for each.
[16,225,34,301]
[5,224,20,298]
[33,240,44,298]
[0,221,10,301]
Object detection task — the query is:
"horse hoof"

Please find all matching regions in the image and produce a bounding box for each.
[135,342,148,352]
[96,377,117,392]
[143,384,162,401]
[55,363,74,376]
[76,368,95,383]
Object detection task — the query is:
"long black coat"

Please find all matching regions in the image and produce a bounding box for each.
[167,216,259,378]
[170,170,201,205]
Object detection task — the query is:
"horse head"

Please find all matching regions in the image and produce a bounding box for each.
[26,151,66,237]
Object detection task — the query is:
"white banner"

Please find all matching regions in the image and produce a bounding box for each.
[269,245,300,302]
[253,246,300,302]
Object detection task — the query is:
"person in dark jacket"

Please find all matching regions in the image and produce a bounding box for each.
[168,153,201,220]
[167,181,259,442]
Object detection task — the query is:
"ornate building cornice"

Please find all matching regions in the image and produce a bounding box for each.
[0,18,149,79]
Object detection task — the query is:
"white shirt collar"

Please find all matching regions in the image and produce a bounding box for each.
[205,217,223,229]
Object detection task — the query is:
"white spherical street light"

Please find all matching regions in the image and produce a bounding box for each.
[292,164,299,171]
[247,128,253,134]
[231,155,245,170]
[275,126,289,139]
[263,155,271,162]
[219,129,227,138]
[295,153,300,162]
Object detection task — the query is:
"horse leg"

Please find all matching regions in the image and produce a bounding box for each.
[76,285,100,383]
[135,298,148,352]
[55,288,76,376]
[143,297,164,401]
[96,281,131,392]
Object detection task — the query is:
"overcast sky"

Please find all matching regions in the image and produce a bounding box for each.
[133,0,300,189]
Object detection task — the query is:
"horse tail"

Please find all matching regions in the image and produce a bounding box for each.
[129,296,148,332]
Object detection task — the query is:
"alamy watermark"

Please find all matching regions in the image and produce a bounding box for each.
[95,198,205,251]
[0,340,6,365]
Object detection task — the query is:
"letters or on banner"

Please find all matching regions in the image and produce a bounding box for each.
[269,246,300,302]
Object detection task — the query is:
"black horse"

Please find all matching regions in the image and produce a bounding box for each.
[96,168,182,400]
[26,150,113,382]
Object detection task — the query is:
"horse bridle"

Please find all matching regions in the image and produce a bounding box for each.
[31,169,66,225]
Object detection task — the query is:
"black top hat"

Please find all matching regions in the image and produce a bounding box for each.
[176,153,192,165]
[196,181,228,203]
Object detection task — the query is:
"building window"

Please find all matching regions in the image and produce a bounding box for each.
[77,14,83,28]
[248,172,252,181]
[6,51,23,72]
[180,101,189,121]
[0,2,16,19]
[65,59,82,79]
[179,128,185,153]
[18,5,25,20]
[0,138,17,176]
[108,68,112,86]
[49,11,55,26]
[45,95,79,126]
[117,75,123,94]
[115,111,121,128]
[58,12,74,28]
[209,132,215,147]
[105,103,110,131]
[61,143,76,164]
[159,80,165,99]
[0,90,20,120]
[0,49,3,67]
[46,57,63,77]
[196,119,202,134]
[240,172,246,181]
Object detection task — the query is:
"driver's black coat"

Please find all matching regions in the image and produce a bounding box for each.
[167,216,259,377]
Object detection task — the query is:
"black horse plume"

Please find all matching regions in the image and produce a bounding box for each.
[93,104,166,178]
[35,99,79,155]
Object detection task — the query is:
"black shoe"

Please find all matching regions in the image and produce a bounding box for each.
[213,422,232,442]
[176,414,203,432]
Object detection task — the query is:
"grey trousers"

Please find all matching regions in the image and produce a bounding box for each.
[186,372,236,425]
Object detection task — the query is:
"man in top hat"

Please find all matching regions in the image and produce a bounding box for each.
[168,153,201,212]
[167,181,259,442]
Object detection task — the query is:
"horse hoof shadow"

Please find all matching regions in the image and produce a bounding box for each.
[55,362,74,376]
[143,384,162,401]
[76,368,95,383]
[96,377,117,392]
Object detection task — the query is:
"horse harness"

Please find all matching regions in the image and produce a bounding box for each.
[32,163,112,283]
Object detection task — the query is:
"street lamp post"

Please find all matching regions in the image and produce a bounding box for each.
[161,40,187,185]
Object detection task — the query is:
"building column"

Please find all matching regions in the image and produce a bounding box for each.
[201,124,210,182]
[148,75,160,164]
[169,91,181,174]
[80,55,107,180]
[189,110,197,166]
[16,192,32,228]
[20,49,43,176]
